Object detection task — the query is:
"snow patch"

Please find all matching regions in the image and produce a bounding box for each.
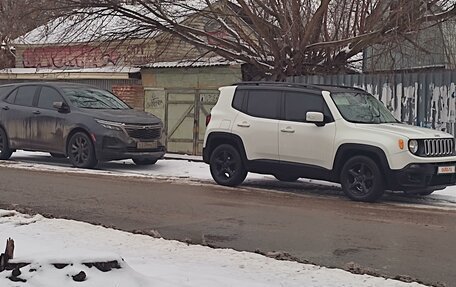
[0,210,426,287]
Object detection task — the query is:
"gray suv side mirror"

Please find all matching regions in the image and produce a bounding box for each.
[53,101,69,112]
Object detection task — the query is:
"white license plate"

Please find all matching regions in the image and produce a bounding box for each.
[137,141,157,150]
[437,166,456,174]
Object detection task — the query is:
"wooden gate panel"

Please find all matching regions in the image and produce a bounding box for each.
[166,92,195,154]
[165,89,219,155]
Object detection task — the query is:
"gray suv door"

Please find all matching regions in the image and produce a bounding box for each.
[34,86,68,153]
[3,85,39,149]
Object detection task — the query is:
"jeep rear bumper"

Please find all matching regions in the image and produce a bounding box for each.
[389,162,456,191]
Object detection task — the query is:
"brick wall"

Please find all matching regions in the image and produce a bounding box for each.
[112,85,144,110]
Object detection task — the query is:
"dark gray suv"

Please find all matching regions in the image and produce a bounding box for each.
[0,82,166,168]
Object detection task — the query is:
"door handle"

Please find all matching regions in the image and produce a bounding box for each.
[237,121,250,128]
[281,127,295,133]
[33,110,41,115]
[2,106,9,111]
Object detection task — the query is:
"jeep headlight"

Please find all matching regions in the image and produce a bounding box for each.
[95,119,123,131]
[408,139,419,154]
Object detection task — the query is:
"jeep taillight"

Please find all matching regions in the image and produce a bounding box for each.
[205,114,212,126]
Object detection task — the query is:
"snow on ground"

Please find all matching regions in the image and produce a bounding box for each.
[4,150,456,207]
[0,210,426,287]
[3,150,339,187]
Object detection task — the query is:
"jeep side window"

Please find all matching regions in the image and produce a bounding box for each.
[245,90,281,119]
[232,90,245,111]
[284,92,330,122]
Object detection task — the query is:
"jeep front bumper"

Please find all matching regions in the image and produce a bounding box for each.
[389,162,456,191]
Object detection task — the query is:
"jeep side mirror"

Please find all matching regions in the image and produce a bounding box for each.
[306,111,325,126]
[53,101,69,112]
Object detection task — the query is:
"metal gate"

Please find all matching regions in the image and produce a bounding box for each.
[165,89,219,155]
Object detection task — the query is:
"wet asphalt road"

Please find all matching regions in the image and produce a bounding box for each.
[0,167,455,286]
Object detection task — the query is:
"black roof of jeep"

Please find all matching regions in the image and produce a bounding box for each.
[233,81,366,93]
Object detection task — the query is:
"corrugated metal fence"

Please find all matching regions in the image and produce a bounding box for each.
[289,70,456,135]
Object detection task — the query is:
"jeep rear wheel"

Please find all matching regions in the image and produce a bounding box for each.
[340,156,385,202]
[210,144,247,187]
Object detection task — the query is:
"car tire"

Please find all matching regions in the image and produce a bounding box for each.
[0,127,13,160]
[133,158,158,165]
[67,132,98,168]
[274,174,300,182]
[340,155,385,202]
[50,153,67,158]
[210,144,247,187]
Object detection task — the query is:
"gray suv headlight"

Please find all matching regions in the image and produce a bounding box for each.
[408,139,419,154]
[95,119,124,131]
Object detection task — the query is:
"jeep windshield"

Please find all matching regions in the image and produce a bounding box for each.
[63,87,130,110]
[331,92,398,124]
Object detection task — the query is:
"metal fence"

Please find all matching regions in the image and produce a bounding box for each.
[289,70,456,135]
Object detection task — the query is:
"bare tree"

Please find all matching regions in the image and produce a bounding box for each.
[0,0,62,68]
[19,0,456,79]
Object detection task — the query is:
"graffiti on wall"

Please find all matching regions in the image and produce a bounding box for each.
[22,43,156,68]
[22,45,121,68]
[359,82,456,134]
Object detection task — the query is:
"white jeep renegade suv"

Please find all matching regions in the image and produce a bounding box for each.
[203,82,456,202]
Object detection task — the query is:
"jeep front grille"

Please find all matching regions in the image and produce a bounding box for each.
[124,125,161,140]
[422,139,454,157]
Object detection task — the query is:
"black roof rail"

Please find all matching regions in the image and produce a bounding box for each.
[312,84,366,92]
[233,81,366,92]
[233,81,322,90]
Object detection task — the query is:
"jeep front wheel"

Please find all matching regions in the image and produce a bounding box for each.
[210,144,247,187]
[340,156,385,202]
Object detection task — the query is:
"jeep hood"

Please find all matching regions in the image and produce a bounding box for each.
[356,123,452,139]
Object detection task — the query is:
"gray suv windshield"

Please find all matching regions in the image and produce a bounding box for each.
[63,87,130,110]
[331,92,397,124]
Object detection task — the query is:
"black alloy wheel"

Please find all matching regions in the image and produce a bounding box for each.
[210,144,247,187]
[340,155,385,202]
[68,132,97,168]
[0,128,13,160]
